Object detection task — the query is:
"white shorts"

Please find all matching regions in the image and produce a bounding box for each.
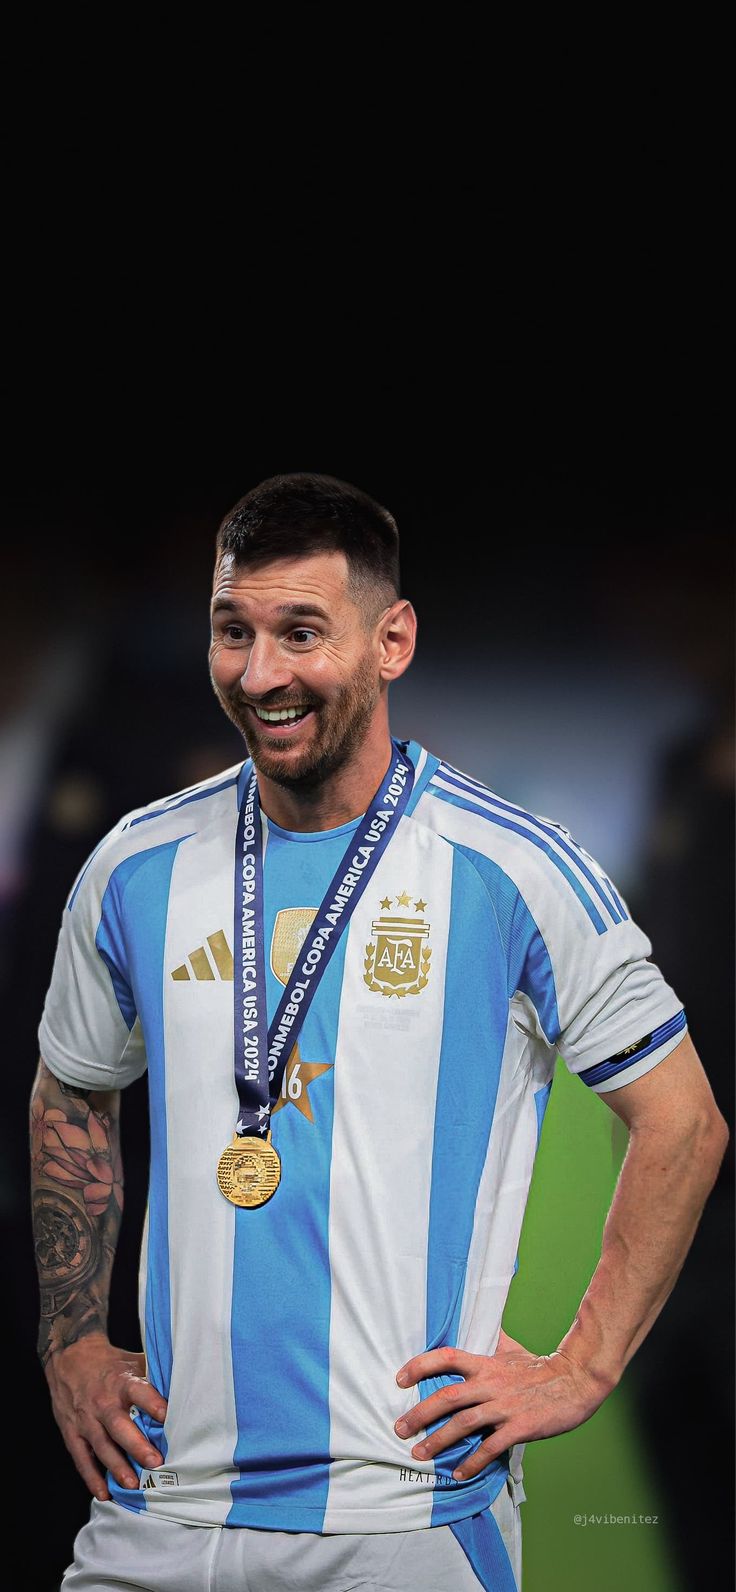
[60,1475,522,1591]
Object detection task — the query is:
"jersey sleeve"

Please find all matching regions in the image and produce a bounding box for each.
[512,822,687,1094]
[38,823,148,1092]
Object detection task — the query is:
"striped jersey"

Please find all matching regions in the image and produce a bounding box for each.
[38,740,687,1533]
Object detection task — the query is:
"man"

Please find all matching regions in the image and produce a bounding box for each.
[32,472,729,1592]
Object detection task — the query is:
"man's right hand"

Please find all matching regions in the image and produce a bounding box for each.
[44,1330,168,1501]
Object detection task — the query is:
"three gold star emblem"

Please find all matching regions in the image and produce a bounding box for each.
[377,892,428,913]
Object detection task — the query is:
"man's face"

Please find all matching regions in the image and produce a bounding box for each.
[208,550,387,790]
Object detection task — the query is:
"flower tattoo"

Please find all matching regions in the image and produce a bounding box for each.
[31,1095,123,1218]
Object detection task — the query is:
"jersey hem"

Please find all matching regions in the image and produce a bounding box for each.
[588,1021,689,1093]
[37,1021,144,1091]
[561,996,685,1078]
[120,1472,506,1533]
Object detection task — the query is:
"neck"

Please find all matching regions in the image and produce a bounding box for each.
[254,729,398,833]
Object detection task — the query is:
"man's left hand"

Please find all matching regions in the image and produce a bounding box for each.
[394,1330,613,1480]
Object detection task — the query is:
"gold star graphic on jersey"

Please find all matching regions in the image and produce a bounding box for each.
[271,1043,333,1121]
[396,889,412,907]
[380,896,392,910]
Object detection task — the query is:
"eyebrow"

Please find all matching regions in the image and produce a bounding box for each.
[211,599,330,621]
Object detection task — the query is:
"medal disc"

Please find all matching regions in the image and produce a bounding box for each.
[217,1134,281,1208]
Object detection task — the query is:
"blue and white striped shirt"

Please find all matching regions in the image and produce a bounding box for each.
[38,741,686,1533]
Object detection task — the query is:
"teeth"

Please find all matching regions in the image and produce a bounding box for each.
[254,707,308,722]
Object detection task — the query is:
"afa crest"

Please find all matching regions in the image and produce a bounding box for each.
[364,891,432,998]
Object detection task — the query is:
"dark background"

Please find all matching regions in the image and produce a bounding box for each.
[1,134,732,1589]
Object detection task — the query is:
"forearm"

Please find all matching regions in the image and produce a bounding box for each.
[556,1109,729,1392]
[30,1056,124,1367]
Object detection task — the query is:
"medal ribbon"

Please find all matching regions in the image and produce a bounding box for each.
[233,740,414,1137]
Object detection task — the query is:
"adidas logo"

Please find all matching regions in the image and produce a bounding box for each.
[143,1474,157,1489]
[172,930,233,982]
[141,1469,179,1489]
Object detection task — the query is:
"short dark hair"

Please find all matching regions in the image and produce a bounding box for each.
[216,472,401,614]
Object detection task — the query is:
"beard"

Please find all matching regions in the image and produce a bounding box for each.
[210,650,381,792]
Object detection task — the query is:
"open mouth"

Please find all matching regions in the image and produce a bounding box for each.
[249,705,315,735]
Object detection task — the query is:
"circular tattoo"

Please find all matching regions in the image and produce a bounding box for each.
[33,1189,99,1314]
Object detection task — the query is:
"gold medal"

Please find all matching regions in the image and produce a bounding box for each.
[217,1131,282,1208]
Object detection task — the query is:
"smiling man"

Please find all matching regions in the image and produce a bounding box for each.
[33,472,728,1592]
[209,544,399,814]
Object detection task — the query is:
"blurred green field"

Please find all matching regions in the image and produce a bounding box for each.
[501,1059,684,1592]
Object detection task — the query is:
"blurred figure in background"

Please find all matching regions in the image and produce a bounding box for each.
[601,531,735,1589]
[627,686,734,1589]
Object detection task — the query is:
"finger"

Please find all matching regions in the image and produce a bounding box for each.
[407,1405,500,1460]
[397,1346,480,1387]
[452,1428,521,1481]
[122,1376,168,1423]
[64,1429,112,1502]
[395,1379,488,1439]
[81,1416,146,1491]
[101,1406,164,1470]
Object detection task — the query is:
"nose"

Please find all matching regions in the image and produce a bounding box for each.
[239,633,294,701]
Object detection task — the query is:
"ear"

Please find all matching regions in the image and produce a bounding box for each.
[377,600,417,683]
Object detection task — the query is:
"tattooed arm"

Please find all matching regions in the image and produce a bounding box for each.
[32,1056,124,1365]
[31,1056,167,1500]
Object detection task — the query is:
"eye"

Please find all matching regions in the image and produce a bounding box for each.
[289,628,318,645]
[223,625,247,642]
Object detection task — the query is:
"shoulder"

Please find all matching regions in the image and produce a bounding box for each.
[410,753,626,938]
[65,758,246,914]
[115,758,245,836]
